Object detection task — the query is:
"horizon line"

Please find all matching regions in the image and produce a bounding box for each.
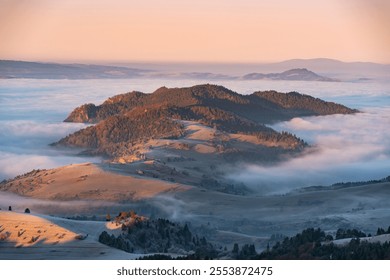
[1,57,389,66]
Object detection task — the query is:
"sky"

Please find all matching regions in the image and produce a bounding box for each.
[0,0,389,63]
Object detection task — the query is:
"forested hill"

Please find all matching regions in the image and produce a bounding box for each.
[55,84,357,157]
[65,84,357,124]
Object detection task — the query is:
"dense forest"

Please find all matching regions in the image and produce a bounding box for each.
[99,211,217,257]
[99,211,390,260]
[55,108,185,156]
[252,90,356,115]
[256,227,390,260]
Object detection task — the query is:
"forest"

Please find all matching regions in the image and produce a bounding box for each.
[99,211,390,260]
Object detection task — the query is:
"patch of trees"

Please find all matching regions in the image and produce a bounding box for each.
[65,215,99,221]
[137,254,174,260]
[199,177,249,195]
[99,215,216,256]
[335,228,367,239]
[247,227,390,260]
[331,176,390,188]
[55,109,185,156]
[0,169,44,187]
[252,90,358,115]
[376,227,390,236]
[254,131,307,149]
[230,243,258,260]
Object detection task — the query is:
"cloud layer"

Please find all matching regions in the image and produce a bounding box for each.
[1,78,389,188]
[229,108,390,194]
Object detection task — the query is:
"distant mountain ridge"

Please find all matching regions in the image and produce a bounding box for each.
[242,68,338,82]
[1,60,339,81]
[0,60,148,79]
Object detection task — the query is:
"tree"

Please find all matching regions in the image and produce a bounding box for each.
[376,228,386,236]
[239,244,257,258]
[130,210,137,219]
[232,243,239,254]
[182,224,192,245]
[24,208,30,213]
[8,206,12,211]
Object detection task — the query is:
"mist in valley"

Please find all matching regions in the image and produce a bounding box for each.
[1,77,389,189]
[229,107,390,194]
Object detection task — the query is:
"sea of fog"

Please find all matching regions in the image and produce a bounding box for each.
[0,78,389,192]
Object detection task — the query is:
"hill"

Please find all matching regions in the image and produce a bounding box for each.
[0,211,134,259]
[242,68,337,82]
[55,84,357,159]
[0,163,188,201]
[64,84,357,124]
[0,60,147,79]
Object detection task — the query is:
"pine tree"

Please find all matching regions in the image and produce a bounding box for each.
[232,243,239,254]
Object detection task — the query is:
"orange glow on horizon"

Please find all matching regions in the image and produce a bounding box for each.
[0,0,389,64]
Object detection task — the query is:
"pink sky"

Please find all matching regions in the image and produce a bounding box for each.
[0,0,389,63]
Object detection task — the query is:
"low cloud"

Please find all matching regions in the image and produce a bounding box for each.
[0,151,101,180]
[148,195,201,221]
[229,108,390,194]
[0,120,87,138]
[0,120,99,180]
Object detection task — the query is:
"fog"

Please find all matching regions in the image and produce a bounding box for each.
[1,78,389,191]
[0,191,194,222]
[229,108,390,194]
[0,119,101,180]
